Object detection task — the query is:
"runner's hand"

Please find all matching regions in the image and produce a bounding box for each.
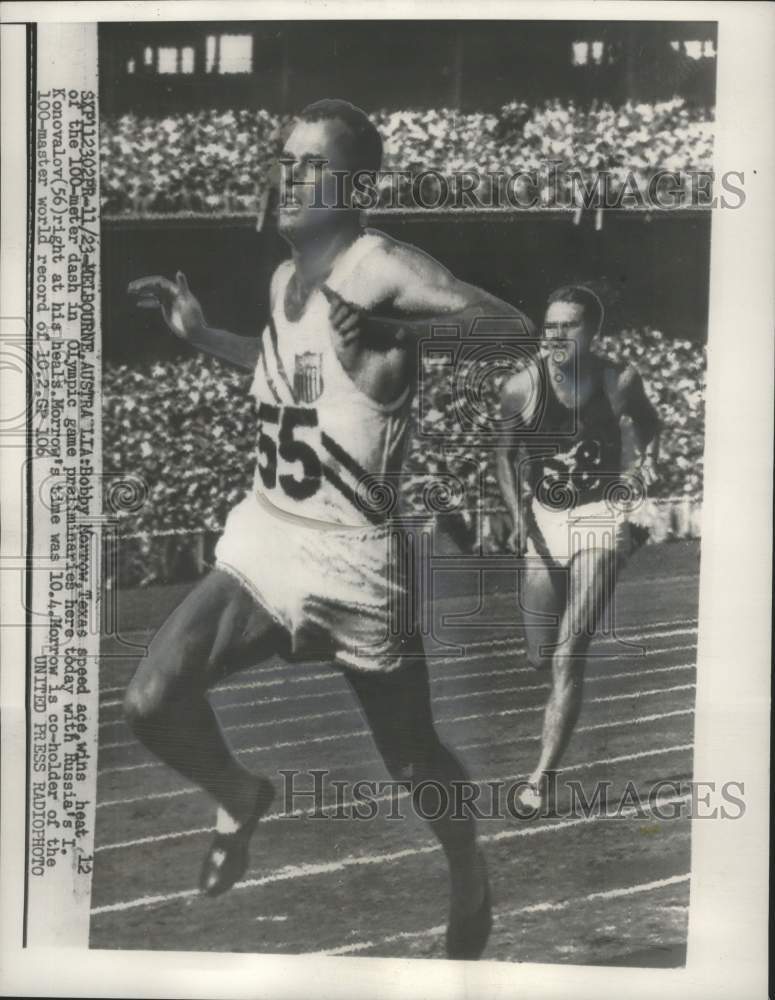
[491,512,527,555]
[321,284,407,349]
[507,528,522,556]
[320,285,367,347]
[640,455,659,489]
[127,271,206,343]
[509,517,528,556]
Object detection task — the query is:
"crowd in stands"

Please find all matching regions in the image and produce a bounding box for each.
[99,98,714,215]
[103,327,704,584]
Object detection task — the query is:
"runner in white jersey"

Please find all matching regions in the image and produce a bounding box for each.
[126,99,534,960]
[250,233,412,527]
[214,231,417,672]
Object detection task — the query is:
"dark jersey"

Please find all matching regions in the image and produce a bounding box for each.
[525,359,622,510]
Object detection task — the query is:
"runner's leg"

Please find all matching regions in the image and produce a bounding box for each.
[514,554,566,806]
[517,555,566,670]
[528,545,617,783]
[342,638,487,933]
[123,568,289,823]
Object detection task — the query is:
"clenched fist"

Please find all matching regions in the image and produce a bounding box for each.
[320,284,368,347]
[321,284,408,350]
[489,510,528,555]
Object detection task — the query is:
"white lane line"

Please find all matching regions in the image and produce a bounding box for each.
[98,659,696,752]
[312,872,691,956]
[97,681,696,776]
[446,682,696,726]
[90,780,691,916]
[96,637,529,698]
[97,616,698,688]
[458,708,692,755]
[98,669,336,708]
[94,709,694,847]
[101,641,697,722]
[97,642,698,727]
[97,622,698,703]
[97,633,698,717]
[99,642,697,712]
[100,614,694,646]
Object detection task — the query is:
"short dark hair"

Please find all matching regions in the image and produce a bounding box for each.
[547,284,604,333]
[299,98,383,174]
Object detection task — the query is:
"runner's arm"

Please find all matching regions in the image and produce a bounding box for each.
[495,371,535,553]
[127,270,274,372]
[616,366,661,483]
[323,240,535,346]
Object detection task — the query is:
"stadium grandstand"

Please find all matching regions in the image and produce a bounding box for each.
[98,21,712,585]
[94,26,713,962]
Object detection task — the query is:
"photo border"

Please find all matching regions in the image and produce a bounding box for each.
[1,2,772,997]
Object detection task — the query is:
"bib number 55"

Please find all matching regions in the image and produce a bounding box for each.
[257,403,322,500]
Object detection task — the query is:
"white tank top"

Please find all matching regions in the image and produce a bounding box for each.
[250,231,413,528]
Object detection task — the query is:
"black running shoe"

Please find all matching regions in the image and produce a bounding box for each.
[199,778,275,897]
[445,864,492,960]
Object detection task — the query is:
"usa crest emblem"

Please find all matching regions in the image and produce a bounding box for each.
[294,351,324,403]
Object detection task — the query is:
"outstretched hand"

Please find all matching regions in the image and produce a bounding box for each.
[127,271,206,343]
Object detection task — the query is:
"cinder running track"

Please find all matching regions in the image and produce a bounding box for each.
[91,539,700,966]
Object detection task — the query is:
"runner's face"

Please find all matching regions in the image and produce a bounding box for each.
[277,118,356,237]
[543,301,596,357]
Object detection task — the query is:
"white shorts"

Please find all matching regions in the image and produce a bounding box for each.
[214,491,407,673]
[526,498,632,569]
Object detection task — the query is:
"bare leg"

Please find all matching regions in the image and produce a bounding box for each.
[528,546,617,786]
[342,635,490,958]
[123,569,288,823]
[517,555,567,670]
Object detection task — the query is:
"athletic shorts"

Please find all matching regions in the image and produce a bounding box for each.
[525,498,632,569]
[214,491,408,673]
